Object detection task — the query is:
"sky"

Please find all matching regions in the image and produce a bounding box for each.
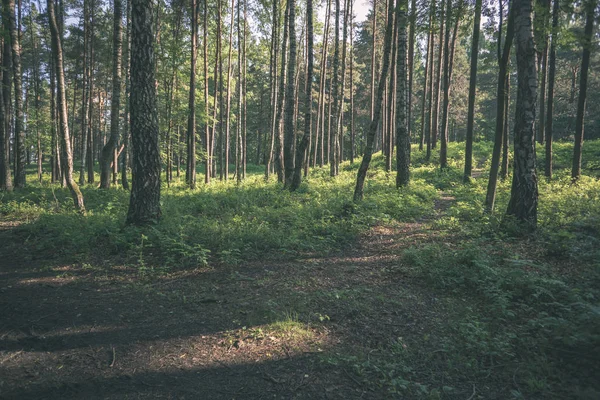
[354,0,371,23]
[318,0,372,25]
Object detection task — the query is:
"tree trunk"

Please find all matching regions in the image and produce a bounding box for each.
[349,0,355,164]
[439,0,452,168]
[203,0,210,183]
[485,1,515,211]
[425,1,435,160]
[314,0,331,169]
[544,0,559,179]
[225,0,234,180]
[283,0,297,186]
[419,8,432,152]
[571,0,596,181]
[500,73,510,179]
[506,0,538,227]
[86,0,95,184]
[354,0,395,201]
[463,0,482,181]
[126,0,161,225]
[407,0,416,143]
[290,0,313,191]
[396,0,409,187]
[4,0,25,187]
[370,0,376,123]
[100,0,123,189]
[273,0,290,183]
[47,0,85,211]
[431,0,445,150]
[0,30,12,190]
[386,9,397,172]
[122,0,131,190]
[187,0,197,189]
[329,0,340,177]
[536,0,550,145]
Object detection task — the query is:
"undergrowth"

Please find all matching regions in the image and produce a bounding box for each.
[2,140,599,398]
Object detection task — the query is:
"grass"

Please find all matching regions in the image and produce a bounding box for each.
[1,139,599,398]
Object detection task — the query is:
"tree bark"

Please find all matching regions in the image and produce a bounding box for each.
[187,0,198,189]
[283,0,297,186]
[203,0,210,183]
[544,0,559,178]
[126,0,161,225]
[571,0,596,181]
[48,0,85,211]
[485,1,515,211]
[431,0,445,150]
[0,27,12,190]
[290,0,313,191]
[463,0,482,181]
[506,0,538,227]
[100,0,123,189]
[353,0,395,201]
[4,0,25,187]
[395,0,409,187]
[122,0,131,190]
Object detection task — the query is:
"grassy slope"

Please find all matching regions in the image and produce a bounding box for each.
[1,140,599,399]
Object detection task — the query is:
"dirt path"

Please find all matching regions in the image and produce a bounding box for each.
[0,194,470,399]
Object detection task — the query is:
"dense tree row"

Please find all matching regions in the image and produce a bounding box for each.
[0,0,597,226]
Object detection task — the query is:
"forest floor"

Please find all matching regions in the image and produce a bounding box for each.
[1,142,599,399]
[1,207,460,399]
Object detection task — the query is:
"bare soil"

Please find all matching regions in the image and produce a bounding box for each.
[0,208,486,399]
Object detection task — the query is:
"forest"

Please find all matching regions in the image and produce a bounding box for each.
[0,0,599,397]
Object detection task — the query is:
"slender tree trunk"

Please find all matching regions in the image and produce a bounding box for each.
[4,0,25,187]
[236,0,242,183]
[396,0,409,186]
[187,0,197,188]
[79,0,89,185]
[354,0,395,201]
[407,0,416,142]
[242,0,247,179]
[386,8,397,172]
[126,0,161,225]
[121,0,131,189]
[500,73,510,179]
[265,0,278,179]
[485,1,515,211]
[333,0,349,176]
[48,0,85,211]
[86,0,95,184]
[370,0,376,123]
[425,1,435,160]
[439,0,462,169]
[0,28,12,190]
[419,9,432,152]
[571,0,596,181]
[329,0,340,177]
[291,0,313,191]
[274,0,290,183]
[544,0,558,178]
[506,0,538,227]
[431,0,445,150]
[283,0,297,186]
[203,0,210,183]
[225,0,234,180]
[537,0,550,145]
[349,0,355,164]
[100,0,123,188]
[463,0,482,181]
[314,0,331,169]
[212,0,222,180]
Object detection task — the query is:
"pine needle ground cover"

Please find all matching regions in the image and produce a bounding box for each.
[1,141,598,399]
